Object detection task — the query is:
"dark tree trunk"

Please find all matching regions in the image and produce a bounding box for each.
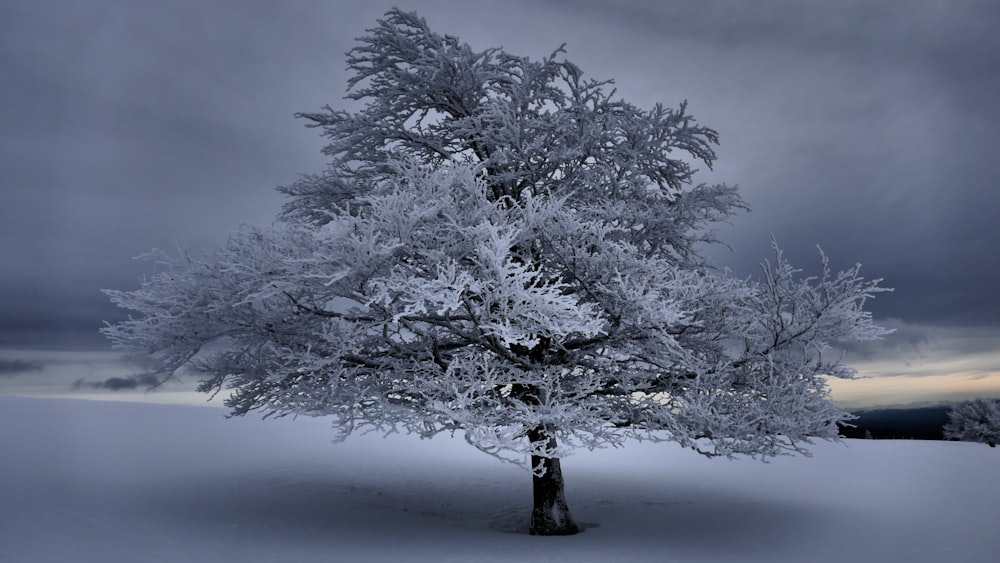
[527,426,579,535]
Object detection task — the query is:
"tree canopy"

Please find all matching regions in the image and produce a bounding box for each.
[103,9,891,535]
[945,398,1000,447]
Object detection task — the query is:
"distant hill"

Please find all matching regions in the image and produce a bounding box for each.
[838,406,952,441]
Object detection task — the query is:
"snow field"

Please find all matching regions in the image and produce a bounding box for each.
[1,397,997,562]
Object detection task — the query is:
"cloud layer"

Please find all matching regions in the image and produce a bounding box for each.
[2,1,998,406]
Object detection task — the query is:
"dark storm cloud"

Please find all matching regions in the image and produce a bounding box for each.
[0,358,44,377]
[2,0,999,351]
[1,0,347,346]
[72,373,160,391]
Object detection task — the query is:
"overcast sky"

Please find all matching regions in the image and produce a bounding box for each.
[2,0,999,405]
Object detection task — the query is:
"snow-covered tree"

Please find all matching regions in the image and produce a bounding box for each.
[944,398,1000,447]
[103,9,891,535]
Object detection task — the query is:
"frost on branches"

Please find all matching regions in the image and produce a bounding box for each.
[944,398,1000,447]
[103,9,891,535]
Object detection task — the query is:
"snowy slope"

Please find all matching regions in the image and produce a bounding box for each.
[1,397,997,562]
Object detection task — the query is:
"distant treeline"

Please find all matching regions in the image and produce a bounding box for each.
[838,406,952,441]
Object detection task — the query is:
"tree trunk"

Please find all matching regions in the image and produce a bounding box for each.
[528,426,579,535]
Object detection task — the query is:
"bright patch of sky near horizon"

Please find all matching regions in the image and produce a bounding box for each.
[3,338,999,409]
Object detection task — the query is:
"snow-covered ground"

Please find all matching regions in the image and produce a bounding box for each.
[1,397,997,562]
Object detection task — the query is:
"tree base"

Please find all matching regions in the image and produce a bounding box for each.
[529,507,580,536]
[527,430,579,536]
